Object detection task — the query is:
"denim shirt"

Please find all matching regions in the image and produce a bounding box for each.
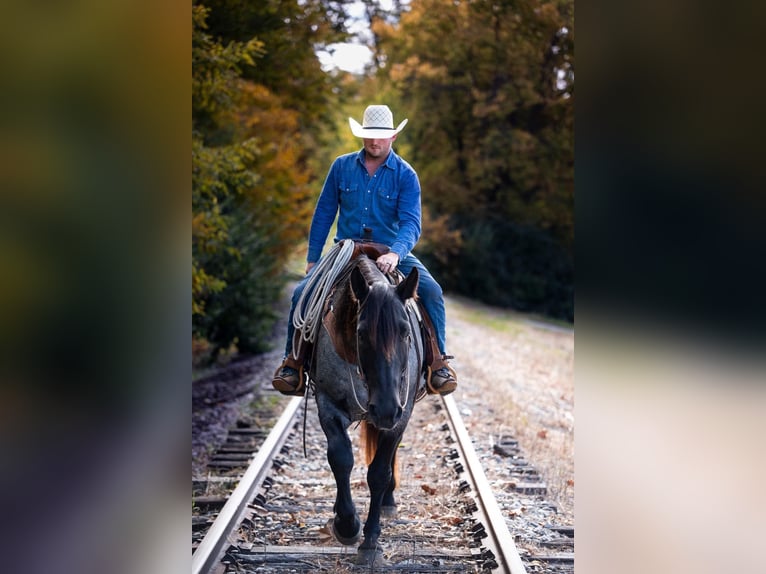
[307,148,422,263]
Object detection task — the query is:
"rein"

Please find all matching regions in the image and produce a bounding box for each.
[302,381,310,457]
[346,362,368,416]
[398,334,412,410]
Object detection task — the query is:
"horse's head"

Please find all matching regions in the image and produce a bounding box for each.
[350,261,419,431]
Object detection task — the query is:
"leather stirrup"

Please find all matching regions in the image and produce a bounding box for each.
[426,355,458,395]
[272,356,306,396]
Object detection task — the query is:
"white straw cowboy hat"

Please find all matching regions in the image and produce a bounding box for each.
[349,105,408,139]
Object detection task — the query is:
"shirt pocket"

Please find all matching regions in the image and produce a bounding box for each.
[376,187,399,202]
[375,187,399,217]
[339,182,359,208]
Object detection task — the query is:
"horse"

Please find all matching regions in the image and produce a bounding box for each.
[310,253,423,566]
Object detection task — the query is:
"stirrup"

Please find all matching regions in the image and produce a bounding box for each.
[426,355,457,395]
[272,360,306,396]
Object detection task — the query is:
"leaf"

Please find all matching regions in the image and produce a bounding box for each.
[318,517,334,540]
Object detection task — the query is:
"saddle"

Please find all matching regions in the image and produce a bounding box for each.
[288,241,442,392]
[350,240,390,262]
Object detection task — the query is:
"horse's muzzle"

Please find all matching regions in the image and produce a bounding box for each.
[367,401,403,431]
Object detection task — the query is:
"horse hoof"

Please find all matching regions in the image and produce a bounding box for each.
[381,505,397,518]
[356,546,387,567]
[329,516,361,545]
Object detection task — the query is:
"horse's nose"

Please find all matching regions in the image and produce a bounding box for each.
[367,403,403,430]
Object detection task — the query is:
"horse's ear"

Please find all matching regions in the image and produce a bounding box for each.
[396,266,419,301]
[350,266,369,303]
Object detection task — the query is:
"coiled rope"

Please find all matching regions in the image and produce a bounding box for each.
[292,239,355,358]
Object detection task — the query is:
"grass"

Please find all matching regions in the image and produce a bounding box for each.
[451,305,525,335]
[284,223,339,279]
[249,393,282,411]
[447,295,526,335]
[448,293,573,334]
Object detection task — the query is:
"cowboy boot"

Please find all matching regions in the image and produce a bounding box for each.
[427,354,458,396]
[272,354,306,396]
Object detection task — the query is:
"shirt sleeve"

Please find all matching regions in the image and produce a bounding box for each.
[390,166,422,261]
[306,161,340,263]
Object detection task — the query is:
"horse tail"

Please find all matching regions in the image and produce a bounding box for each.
[360,422,400,489]
[361,421,378,466]
[392,448,400,489]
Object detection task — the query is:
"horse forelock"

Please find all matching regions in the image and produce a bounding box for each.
[364,283,402,359]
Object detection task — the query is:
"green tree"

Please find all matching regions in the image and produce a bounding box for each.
[192,3,315,361]
[192,0,357,361]
[201,0,353,157]
[192,4,262,320]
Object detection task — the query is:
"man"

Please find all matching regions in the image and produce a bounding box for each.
[272,104,457,396]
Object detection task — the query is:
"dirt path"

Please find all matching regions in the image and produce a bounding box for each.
[443,295,574,519]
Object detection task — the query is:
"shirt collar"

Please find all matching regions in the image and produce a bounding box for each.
[356,147,397,170]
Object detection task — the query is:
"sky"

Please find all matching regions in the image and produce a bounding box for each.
[315,0,396,74]
[317,42,373,74]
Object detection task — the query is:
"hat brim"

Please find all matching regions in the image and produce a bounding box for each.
[349,117,408,139]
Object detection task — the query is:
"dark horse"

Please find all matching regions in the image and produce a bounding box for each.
[312,254,423,566]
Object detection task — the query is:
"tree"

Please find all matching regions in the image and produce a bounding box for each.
[192,3,316,360]
[192,3,262,320]
[375,0,574,320]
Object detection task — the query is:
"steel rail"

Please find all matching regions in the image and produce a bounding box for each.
[192,396,304,574]
[442,395,528,574]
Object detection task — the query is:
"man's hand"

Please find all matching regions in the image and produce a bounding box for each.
[306,262,316,274]
[376,252,400,274]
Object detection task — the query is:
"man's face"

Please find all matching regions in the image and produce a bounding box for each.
[363,135,396,159]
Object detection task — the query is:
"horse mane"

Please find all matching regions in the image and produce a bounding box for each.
[334,255,400,360]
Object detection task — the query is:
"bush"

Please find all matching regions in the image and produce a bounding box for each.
[421,216,573,322]
[192,197,286,362]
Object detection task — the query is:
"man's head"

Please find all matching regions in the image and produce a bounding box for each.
[361,135,395,160]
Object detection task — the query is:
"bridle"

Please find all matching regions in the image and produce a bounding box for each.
[347,289,415,418]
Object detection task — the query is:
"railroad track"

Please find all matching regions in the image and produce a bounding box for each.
[193,392,573,573]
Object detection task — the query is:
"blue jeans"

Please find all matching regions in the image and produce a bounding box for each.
[284,253,448,358]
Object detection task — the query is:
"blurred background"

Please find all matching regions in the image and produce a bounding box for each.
[2,0,764,572]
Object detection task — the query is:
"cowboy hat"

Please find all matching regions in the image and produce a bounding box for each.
[349,105,408,139]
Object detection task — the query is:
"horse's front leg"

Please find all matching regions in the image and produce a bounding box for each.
[357,431,401,564]
[381,449,398,517]
[316,397,361,545]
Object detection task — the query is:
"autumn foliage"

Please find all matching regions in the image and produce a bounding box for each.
[192,0,574,364]
[377,0,574,320]
[192,3,321,361]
